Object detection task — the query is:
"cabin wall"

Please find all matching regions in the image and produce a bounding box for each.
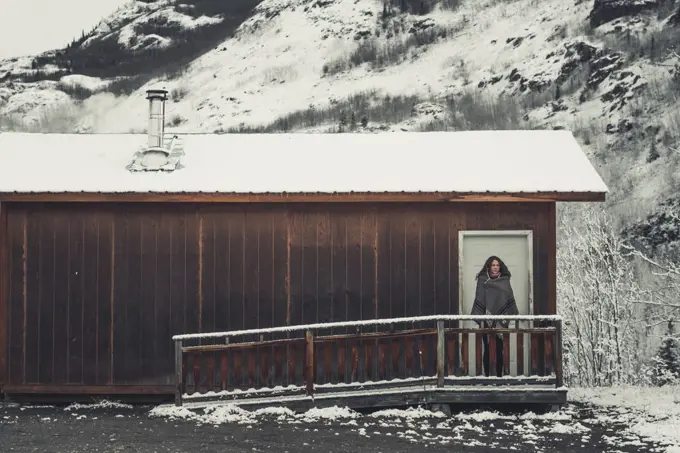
[1,201,555,391]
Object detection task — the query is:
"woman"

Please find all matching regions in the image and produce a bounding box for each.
[470,255,519,377]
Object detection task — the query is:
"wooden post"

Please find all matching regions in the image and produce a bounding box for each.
[555,319,564,388]
[174,340,183,406]
[305,330,314,397]
[436,320,445,388]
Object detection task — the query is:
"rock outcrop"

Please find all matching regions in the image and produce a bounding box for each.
[588,0,659,27]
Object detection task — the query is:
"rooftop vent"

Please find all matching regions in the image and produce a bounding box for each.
[127,88,185,172]
[147,88,167,149]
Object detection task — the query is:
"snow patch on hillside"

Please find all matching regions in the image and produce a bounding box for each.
[116,8,224,50]
[75,0,591,134]
[81,0,175,48]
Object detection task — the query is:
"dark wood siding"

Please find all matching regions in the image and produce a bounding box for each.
[2,202,555,390]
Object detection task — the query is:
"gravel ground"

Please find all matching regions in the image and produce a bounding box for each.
[0,402,669,453]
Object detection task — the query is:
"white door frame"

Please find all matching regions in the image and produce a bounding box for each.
[457,230,534,377]
[458,229,534,318]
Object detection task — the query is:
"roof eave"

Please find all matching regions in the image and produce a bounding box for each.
[0,191,608,203]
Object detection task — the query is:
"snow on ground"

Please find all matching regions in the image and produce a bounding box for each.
[570,385,680,451]
[146,386,680,450]
[63,400,134,411]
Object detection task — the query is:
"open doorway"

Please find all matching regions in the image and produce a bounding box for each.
[458,230,533,376]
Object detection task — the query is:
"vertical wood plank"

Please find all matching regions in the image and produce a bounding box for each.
[475,334,483,376]
[404,215,420,321]
[517,331,525,376]
[184,209,200,338]
[220,350,228,390]
[22,212,27,384]
[82,213,98,385]
[421,216,435,317]
[436,321,444,387]
[271,211,288,330]
[434,212,451,317]
[174,340,182,405]
[317,212,332,325]
[489,334,497,377]
[300,211,317,326]
[390,211,405,330]
[330,211,347,334]
[0,203,6,387]
[547,202,557,317]
[168,209,186,346]
[503,332,510,376]
[7,208,24,385]
[200,211,215,337]
[288,212,303,327]
[257,211,274,331]
[244,211,260,330]
[155,211,173,385]
[376,210,391,321]
[555,320,564,387]
[305,330,314,395]
[446,336,455,376]
[38,212,55,385]
[363,340,373,382]
[213,210,230,334]
[360,210,376,323]
[94,212,113,386]
[24,210,40,384]
[460,333,469,376]
[346,212,362,324]
[112,212,128,384]
[108,217,115,385]
[197,212,204,336]
[125,213,142,384]
[531,332,540,376]
[545,331,553,376]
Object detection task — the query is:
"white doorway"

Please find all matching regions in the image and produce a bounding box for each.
[458,230,533,376]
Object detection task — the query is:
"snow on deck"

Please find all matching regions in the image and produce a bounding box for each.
[0,130,608,195]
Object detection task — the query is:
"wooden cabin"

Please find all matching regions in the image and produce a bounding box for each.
[0,90,608,409]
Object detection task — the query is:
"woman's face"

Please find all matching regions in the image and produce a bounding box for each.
[490,260,500,274]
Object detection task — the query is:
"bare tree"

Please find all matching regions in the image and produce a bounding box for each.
[557,204,648,386]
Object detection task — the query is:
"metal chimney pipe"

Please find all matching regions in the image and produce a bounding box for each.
[146,89,168,149]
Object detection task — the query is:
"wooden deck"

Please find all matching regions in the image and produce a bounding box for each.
[173,315,566,411]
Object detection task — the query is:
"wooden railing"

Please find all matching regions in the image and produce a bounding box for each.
[172,315,563,406]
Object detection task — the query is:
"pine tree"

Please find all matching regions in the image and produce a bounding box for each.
[651,319,680,386]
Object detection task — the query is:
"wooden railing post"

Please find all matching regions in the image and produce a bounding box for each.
[305,330,314,397]
[436,320,445,387]
[175,339,183,406]
[555,319,564,388]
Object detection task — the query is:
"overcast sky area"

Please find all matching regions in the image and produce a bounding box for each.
[0,0,131,59]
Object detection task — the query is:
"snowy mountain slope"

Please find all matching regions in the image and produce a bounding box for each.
[0,0,679,238]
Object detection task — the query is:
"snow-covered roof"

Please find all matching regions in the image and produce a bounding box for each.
[0,130,608,199]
